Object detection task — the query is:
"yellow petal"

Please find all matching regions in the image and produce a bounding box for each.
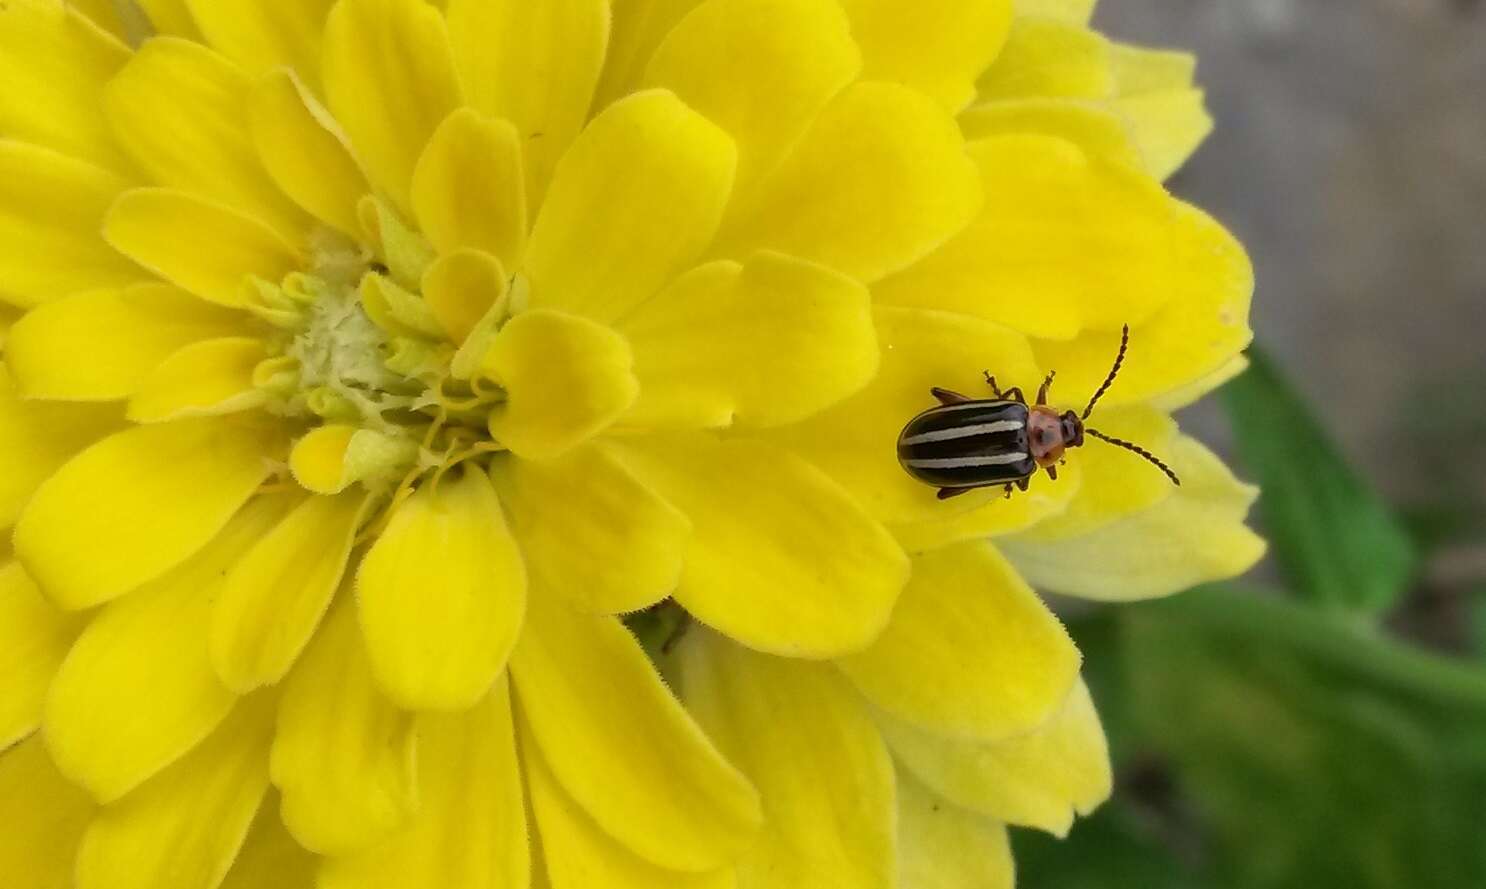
[76,693,278,889]
[14,417,280,610]
[0,140,140,308]
[643,0,860,193]
[0,562,85,748]
[510,594,761,872]
[186,0,336,90]
[421,249,507,346]
[975,18,1111,101]
[678,632,895,889]
[485,309,638,460]
[897,767,1014,889]
[1014,0,1095,22]
[249,69,369,238]
[44,497,288,802]
[959,98,1143,170]
[219,793,318,889]
[212,491,369,692]
[766,306,1067,531]
[524,728,735,889]
[127,336,269,423]
[67,0,130,41]
[840,541,1080,740]
[6,285,246,401]
[1000,437,1266,600]
[105,37,311,242]
[0,369,121,529]
[357,467,525,710]
[592,0,703,110]
[411,109,527,269]
[876,134,1219,341]
[1110,44,1211,180]
[1029,199,1253,406]
[0,735,94,889]
[135,0,202,37]
[1148,355,1250,413]
[492,444,690,615]
[288,424,419,495]
[445,0,608,206]
[838,0,1013,110]
[616,435,909,657]
[524,89,736,324]
[358,273,444,340]
[318,680,528,889]
[879,678,1111,837]
[104,188,303,308]
[620,253,876,430]
[0,0,134,173]
[322,0,461,215]
[271,599,417,855]
[715,81,981,283]
[1014,406,1178,541]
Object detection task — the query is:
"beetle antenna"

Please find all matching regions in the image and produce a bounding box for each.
[1081,325,1130,420]
[1086,428,1181,486]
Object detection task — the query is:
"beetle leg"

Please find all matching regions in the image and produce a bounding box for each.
[1003,484,1015,499]
[982,372,1004,398]
[1036,371,1057,406]
[931,387,973,406]
[938,486,975,500]
[1016,477,1030,492]
[1045,464,1058,481]
[1002,387,1026,404]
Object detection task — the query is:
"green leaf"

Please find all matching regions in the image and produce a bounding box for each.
[1221,347,1416,613]
[1122,585,1486,889]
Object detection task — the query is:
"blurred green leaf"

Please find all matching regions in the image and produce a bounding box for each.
[1222,348,1416,613]
[1014,804,1205,889]
[1121,585,1486,889]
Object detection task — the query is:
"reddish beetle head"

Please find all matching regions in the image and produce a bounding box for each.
[1028,407,1085,468]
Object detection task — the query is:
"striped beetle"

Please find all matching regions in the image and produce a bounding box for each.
[897,325,1180,500]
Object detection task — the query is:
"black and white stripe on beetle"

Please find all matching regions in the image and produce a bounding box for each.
[897,325,1181,501]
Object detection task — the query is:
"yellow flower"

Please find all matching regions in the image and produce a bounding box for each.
[0,2,1260,889]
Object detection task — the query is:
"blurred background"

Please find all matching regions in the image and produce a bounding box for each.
[1015,2,1486,887]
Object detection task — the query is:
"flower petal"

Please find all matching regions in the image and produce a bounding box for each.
[14,417,281,610]
[0,562,85,749]
[1015,0,1095,22]
[643,0,859,192]
[593,0,704,109]
[1110,45,1212,180]
[616,435,909,658]
[445,0,609,206]
[620,253,877,430]
[219,794,318,889]
[0,735,94,889]
[104,188,304,308]
[249,69,369,238]
[135,0,201,37]
[0,369,121,530]
[75,693,278,889]
[422,249,507,347]
[485,309,639,460]
[322,0,462,215]
[105,37,311,242]
[0,0,134,173]
[896,766,1013,889]
[838,0,1013,110]
[678,632,895,889]
[839,541,1080,740]
[879,678,1112,837]
[212,491,369,692]
[876,134,1231,343]
[525,89,736,324]
[510,593,762,872]
[1030,199,1253,406]
[524,729,734,889]
[317,680,528,889]
[288,425,419,495]
[411,109,527,269]
[1000,437,1267,601]
[43,497,288,802]
[975,18,1111,101]
[6,285,246,401]
[357,467,525,710]
[126,337,269,423]
[492,443,690,615]
[766,306,1067,532]
[271,599,417,855]
[959,98,1143,170]
[0,140,140,308]
[714,81,981,283]
[185,0,336,90]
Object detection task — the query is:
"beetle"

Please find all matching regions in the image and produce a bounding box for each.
[896,325,1180,500]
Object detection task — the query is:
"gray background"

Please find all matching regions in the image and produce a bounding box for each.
[1096,0,1486,586]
